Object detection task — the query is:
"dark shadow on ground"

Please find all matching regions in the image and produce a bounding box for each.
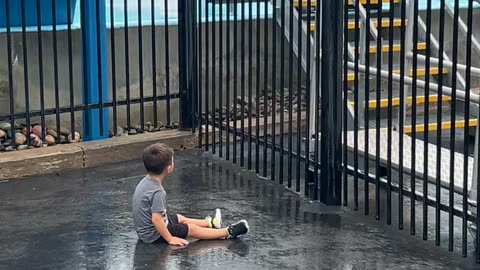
[0,149,478,269]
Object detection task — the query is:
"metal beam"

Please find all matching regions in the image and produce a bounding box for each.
[347,61,480,104]
[319,0,343,205]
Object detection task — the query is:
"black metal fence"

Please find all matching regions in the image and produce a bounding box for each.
[198,0,480,262]
[0,0,189,151]
[2,0,480,264]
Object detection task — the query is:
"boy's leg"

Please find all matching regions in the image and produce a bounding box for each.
[177,209,222,229]
[187,220,250,240]
[177,214,210,228]
[187,224,229,240]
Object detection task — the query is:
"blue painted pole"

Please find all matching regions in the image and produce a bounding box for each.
[80,0,109,141]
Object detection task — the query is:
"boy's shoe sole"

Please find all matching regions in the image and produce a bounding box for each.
[213,208,222,229]
[227,220,249,238]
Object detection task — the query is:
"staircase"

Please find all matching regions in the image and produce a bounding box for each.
[279,0,479,136]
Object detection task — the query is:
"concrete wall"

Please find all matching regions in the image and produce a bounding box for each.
[0,26,181,130]
[0,19,305,130]
[198,20,305,108]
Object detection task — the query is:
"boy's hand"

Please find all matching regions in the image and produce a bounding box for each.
[168,237,189,246]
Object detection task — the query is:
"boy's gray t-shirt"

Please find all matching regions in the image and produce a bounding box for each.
[132,175,169,243]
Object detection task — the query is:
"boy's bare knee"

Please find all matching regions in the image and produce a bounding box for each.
[187,224,200,234]
[177,214,187,224]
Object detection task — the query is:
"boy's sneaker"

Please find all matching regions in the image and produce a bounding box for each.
[227,220,249,238]
[205,208,223,229]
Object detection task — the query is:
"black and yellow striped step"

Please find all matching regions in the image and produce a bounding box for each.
[404,119,478,134]
[293,0,400,8]
[309,18,406,31]
[349,95,452,109]
[347,18,405,30]
[347,68,449,82]
[353,42,427,53]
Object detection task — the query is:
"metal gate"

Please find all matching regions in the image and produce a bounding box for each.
[196,0,480,261]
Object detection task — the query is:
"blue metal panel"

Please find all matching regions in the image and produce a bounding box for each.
[81,0,109,141]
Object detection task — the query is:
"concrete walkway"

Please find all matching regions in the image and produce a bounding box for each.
[0,149,478,269]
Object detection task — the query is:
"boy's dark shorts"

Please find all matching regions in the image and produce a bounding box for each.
[154,214,189,243]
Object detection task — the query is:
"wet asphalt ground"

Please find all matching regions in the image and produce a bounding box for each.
[0,149,479,270]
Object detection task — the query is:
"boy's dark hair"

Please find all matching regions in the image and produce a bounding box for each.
[143,143,174,175]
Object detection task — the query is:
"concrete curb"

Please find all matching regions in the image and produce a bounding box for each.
[0,114,306,180]
[0,130,197,180]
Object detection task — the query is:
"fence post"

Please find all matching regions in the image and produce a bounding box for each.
[319,0,343,205]
[80,0,109,141]
[178,0,196,131]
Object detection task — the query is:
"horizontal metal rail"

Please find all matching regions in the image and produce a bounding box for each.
[347,61,480,103]
[408,53,480,77]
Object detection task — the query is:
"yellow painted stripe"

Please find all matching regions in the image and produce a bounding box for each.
[348,19,405,30]
[347,68,449,81]
[404,119,478,134]
[293,0,317,8]
[353,95,452,109]
[349,43,427,53]
[348,0,400,5]
[294,0,399,7]
[401,68,449,77]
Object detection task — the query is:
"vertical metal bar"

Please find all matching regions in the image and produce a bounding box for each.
[288,0,294,188]
[36,0,46,140]
[124,0,131,129]
[178,0,194,131]
[410,0,419,236]
[263,0,269,177]
[67,0,75,139]
[248,0,253,170]
[96,0,104,135]
[241,1,246,166]
[319,0,343,205]
[271,0,277,181]
[198,0,203,148]
[233,2,237,161]
[165,0,171,127]
[81,0,108,140]
[467,0,479,262]
[449,0,460,252]
[315,0,322,201]
[398,0,407,230]
[423,0,432,241]
[463,0,474,258]
[353,0,360,210]
[255,0,261,173]
[304,0,312,195]
[386,0,395,226]
[375,1,382,221]
[138,0,144,131]
[206,2,210,151]
[52,0,60,144]
[5,0,15,148]
[111,0,118,135]
[151,0,157,129]
[364,0,371,215]
[220,0,225,157]
[279,0,286,185]
[226,0,231,159]
[80,0,89,138]
[435,0,446,247]
[295,0,303,192]
[191,0,198,132]
[343,0,348,206]
[212,0,217,154]
[188,1,200,133]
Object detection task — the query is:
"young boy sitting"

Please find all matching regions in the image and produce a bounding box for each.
[132,143,249,246]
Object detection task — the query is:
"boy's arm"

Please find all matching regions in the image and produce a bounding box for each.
[152,213,189,246]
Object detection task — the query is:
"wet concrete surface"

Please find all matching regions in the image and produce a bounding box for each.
[0,149,479,270]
